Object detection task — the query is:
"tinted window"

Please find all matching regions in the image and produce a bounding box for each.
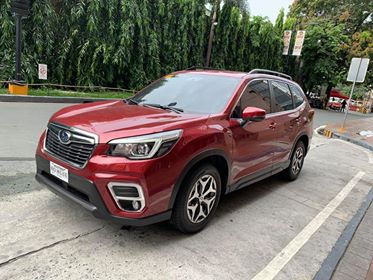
[271,81,293,112]
[132,73,241,114]
[232,80,271,118]
[290,85,305,107]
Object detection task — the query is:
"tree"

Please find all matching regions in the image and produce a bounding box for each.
[289,0,373,33]
[288,0,372,104]
[348,31,373,86]
[301,21,349,96]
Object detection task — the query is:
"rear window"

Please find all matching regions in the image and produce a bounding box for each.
[271,81,294,112]
[133,73,241,114]
[290,85,305,107]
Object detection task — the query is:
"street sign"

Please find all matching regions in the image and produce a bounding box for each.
[292,30,306,56]
[347,58,370,83]
[341,57,370,131]
[38,64,47,80]
[283,30,292,55]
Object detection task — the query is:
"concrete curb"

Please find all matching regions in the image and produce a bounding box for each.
[0,94,118,103]
[317,127,373,152]
[332,131,373,152]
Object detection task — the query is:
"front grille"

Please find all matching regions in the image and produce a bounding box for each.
[45,123,96,168]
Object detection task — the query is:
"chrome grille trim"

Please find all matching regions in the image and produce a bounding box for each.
[44,123,98,169]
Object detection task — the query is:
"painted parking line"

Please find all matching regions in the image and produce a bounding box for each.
[251,171,366,280]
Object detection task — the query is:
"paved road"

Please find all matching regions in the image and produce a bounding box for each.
[0,102,371,159]
[313,108,372,129]
[0,102,373,280]
[0,103,67,159]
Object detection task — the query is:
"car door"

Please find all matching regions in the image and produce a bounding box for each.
[229,79,278,187]
[269,80,299,168]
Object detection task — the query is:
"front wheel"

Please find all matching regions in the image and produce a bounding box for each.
[283,141,306,181]
[171,164,221,233]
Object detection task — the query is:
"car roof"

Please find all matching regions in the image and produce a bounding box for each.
[175,69,249,79]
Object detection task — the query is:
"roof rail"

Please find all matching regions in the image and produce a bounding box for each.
[248,69,292,80]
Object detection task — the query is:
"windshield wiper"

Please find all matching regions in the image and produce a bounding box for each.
[142,103,184,114]
[124,98,139,105]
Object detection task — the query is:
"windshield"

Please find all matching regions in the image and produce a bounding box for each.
[132,73,241,114]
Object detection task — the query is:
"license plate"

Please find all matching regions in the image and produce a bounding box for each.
[50,161,69,183]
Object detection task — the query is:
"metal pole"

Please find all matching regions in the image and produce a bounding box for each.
[205,0,219,68]
[15,14,22,81]
[341,58,362,130]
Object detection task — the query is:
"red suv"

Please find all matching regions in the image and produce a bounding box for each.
[35,68,314,233]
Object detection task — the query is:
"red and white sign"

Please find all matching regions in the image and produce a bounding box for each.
[283,30,292,55]
[292,30,306,56]
[38,64,48,80]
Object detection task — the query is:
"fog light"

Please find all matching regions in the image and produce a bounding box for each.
[132,201,141,211]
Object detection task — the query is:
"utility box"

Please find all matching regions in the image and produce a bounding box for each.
[8,82,28,95]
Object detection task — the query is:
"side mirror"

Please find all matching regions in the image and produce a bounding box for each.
[242,107,266,124]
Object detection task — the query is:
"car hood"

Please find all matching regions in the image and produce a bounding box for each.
[51,100,207,143]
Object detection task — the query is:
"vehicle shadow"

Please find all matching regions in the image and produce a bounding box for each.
[104,172,294,244]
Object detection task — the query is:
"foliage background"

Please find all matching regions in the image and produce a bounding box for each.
[0,0,283,90]
[1,0,371,98]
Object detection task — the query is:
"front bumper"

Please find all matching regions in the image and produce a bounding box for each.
[35,155,171,226]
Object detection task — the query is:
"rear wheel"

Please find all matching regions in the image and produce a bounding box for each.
[171,164,221,233]
[283,141,305,181]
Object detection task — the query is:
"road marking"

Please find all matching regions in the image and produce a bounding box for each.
[251,171,366,280]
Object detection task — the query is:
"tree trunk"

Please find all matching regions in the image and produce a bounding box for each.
[205,0,220,67]
[324,84,333,109]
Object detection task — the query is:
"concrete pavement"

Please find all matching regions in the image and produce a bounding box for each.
[0,102,373,279]
[332,203,373,280]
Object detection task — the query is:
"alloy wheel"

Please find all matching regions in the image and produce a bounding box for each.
[187,175,217,224]
[291,146,304,175]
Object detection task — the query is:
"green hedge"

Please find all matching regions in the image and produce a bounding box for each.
[0,0,285,90]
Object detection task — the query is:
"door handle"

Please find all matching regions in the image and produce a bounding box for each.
[269,122,277,129]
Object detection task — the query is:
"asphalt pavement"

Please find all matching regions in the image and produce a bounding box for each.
[312,108,371,128]
[0,102,373,280]
[0,102,370,159]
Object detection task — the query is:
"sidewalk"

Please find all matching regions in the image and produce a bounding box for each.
[317,117,373,279]
[324,117,373,152]
[332,203,373,280]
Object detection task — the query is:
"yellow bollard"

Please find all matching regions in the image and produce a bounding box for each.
[8,83,28,95]
[323,130,334,138]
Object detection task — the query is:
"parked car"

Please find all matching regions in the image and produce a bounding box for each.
[35,68,314,233]
[327,97,343,110]
[349,100,363,112]
[308,93,323,109]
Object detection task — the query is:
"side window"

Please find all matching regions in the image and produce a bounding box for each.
[271,81,294,112]
[290,84,305,107]
[232,80,271,118]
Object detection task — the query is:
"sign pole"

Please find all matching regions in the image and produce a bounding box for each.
[340,58,363,131]
[15,14,22,81]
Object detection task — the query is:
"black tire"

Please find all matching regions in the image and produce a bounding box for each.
[171,164,221,233]
[283,141,306,181]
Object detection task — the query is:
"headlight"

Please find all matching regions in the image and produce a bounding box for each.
[108,129,183,159]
